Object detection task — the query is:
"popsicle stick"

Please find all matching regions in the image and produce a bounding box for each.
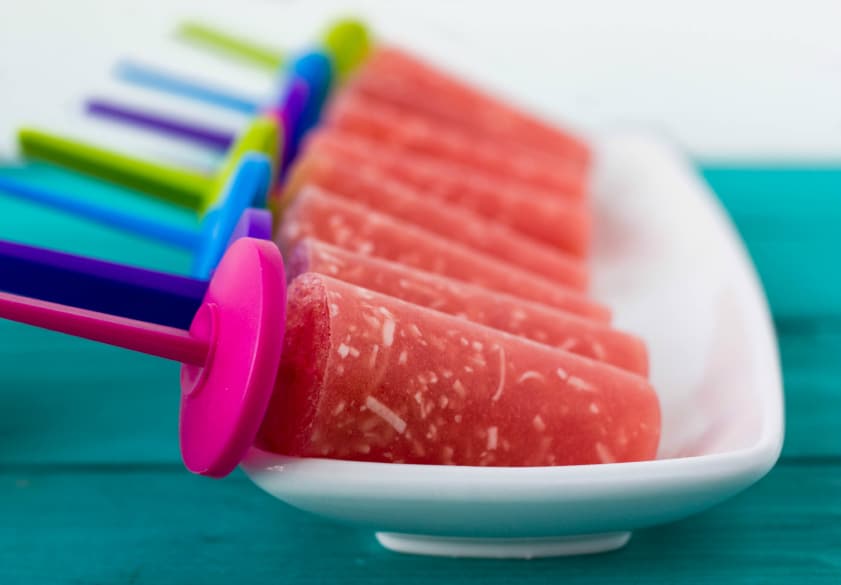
[0,291,208,365]
[177,22,283,71]
[17,118,279,214]
[117,61,260,114]
[174,19,372,81]
[18,129,208,210]
[0,176,198,249]
[87,100,234,151]
[0,239,205,329]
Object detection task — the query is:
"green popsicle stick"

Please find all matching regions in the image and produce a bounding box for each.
[174,18,372,81]
[18,130,207,210]
[177,22,283,72]
[18,115,281,214]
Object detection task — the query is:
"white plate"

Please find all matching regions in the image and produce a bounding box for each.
[242,132,784,558]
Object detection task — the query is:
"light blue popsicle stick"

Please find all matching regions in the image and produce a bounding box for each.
[116,61,261,114]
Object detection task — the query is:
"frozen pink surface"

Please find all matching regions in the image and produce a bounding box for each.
[301,130,589,253]
[257,273,659,466]
[347,46,590,166]
[324,92,586,196]
[277,187,609,321]
[289,239,647,375]
[283,151,588,285]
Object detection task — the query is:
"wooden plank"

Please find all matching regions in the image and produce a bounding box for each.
[777,326,841,457]
[704,167,841,320]
[0,462,837,584]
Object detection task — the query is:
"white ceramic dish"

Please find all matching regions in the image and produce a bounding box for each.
[242,132,784,558]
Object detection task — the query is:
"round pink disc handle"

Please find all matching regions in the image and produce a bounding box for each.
[0,238,286,477]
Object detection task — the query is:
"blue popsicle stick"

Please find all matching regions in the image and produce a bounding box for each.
[0,154,274,280]
[110,49,332,164]
[116,61,261,114]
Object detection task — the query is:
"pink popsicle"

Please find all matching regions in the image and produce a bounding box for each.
[347,46,590,166]
[277,187,609,322]
[323,92,586,196]
[282,151,589,283]
[257,272,660,466]
[301,129,590,253]
[289,238,647,375]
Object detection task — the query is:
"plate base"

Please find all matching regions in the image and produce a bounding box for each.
[375,531,632,559]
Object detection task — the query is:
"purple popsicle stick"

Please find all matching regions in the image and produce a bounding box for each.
[87,101,234,150]
[86,78,310,173]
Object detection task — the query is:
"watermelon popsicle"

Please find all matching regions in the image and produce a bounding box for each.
[301,130,589,253]
[345,46,590,165]
[277,187,609,322]
[0,238,659,470]
[259,271,660,466]
[323,93,586,196]
[289,238,647,375]
[282,152,588,284]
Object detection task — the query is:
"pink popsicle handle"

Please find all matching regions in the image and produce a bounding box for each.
[0,290,208,366]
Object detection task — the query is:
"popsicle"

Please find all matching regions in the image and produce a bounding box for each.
[324,92,586,196]
[288,238,647,375]
[301,129,589,252]
[277,187,609,321]
[0,238,661,471]
[282,152,588,282]
[17,114,280,213]
[258,271,660,466]
[345,46,589,164]
[0,153,273,278]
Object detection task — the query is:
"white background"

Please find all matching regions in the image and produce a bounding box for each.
[0,0,839,162]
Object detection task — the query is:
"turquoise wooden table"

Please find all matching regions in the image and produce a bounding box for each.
[0,165,838,584]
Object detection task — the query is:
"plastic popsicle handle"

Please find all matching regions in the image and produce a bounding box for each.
[285,51,332,153]
[0,239,206,329]
[17,117,279,214]
[87,100,234,151]
[86,79,308,176]
[18,129,208,210]
[0,175,199,249]
[0,237,288,477]
[174,18,371,80]
[0,290,209,364]
[0,155,273,280]
[177,21,283,71]
[116,61,260,114]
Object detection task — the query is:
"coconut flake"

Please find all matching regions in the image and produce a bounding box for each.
[365,396,407,434]
[517,371,545,384]
[491,346,506,401]
[569,376,597,392]
[382,318,395,347]
[487,426,498,450]
[595,442,615,463]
